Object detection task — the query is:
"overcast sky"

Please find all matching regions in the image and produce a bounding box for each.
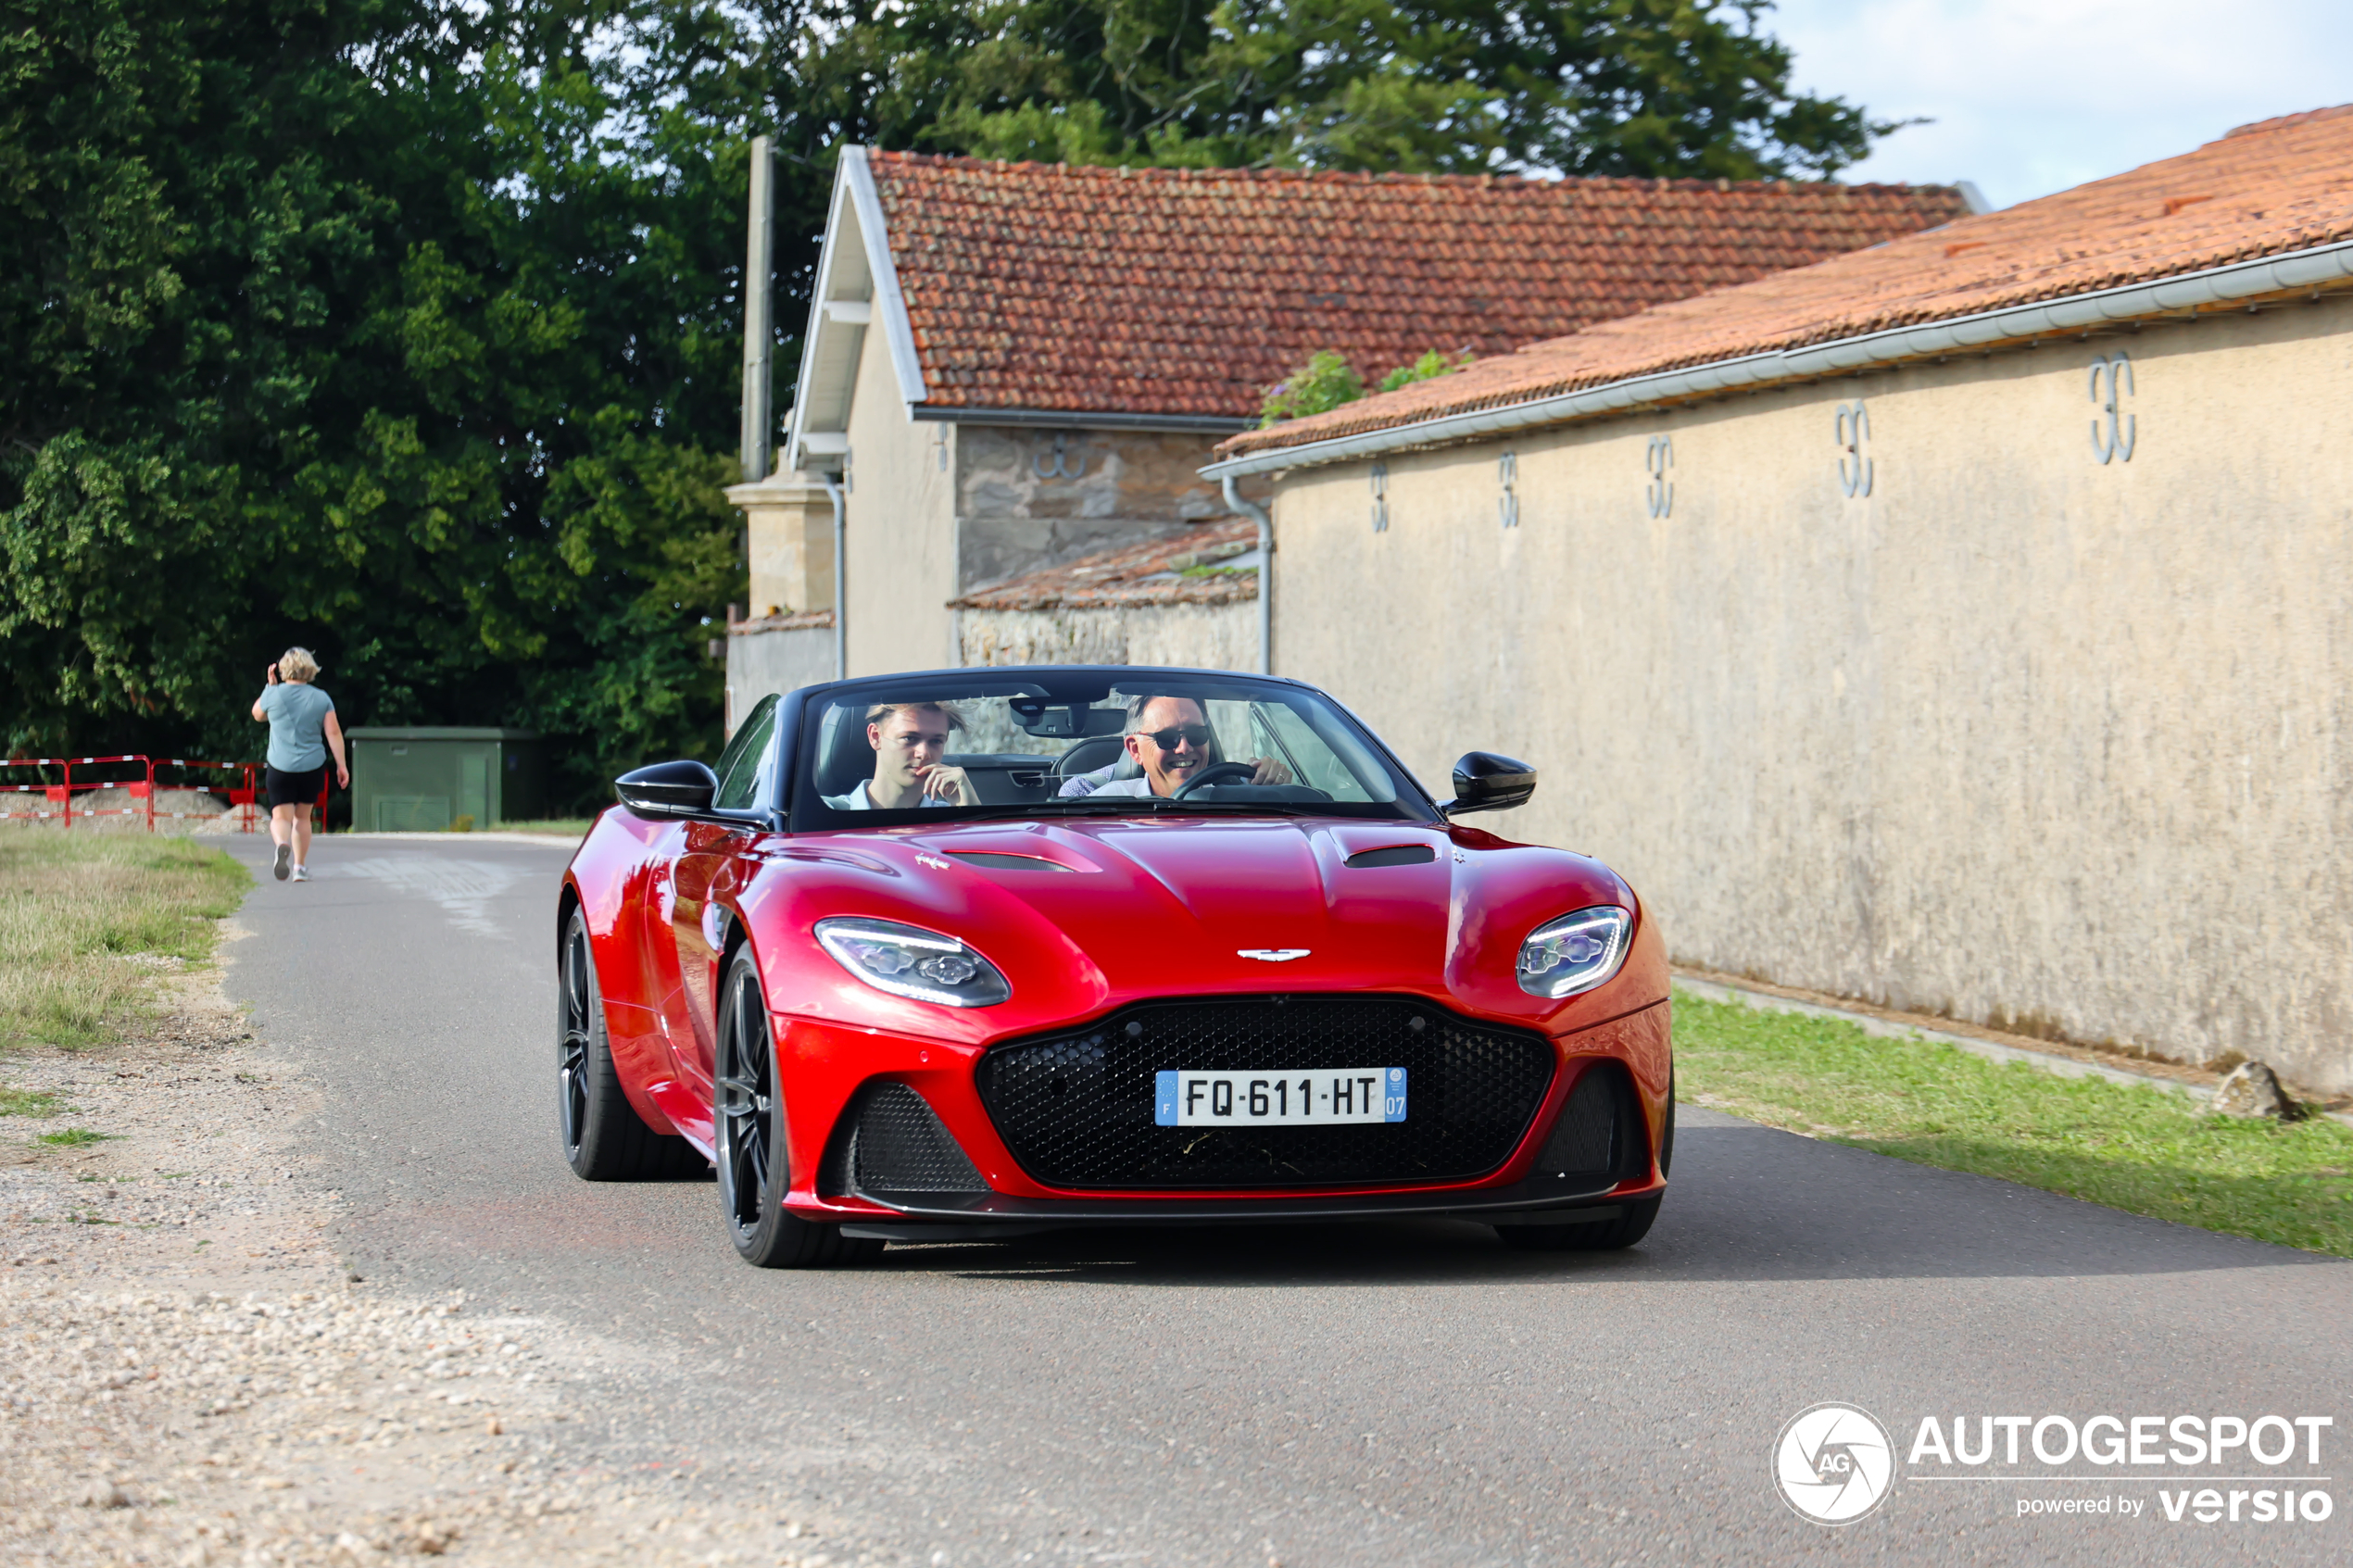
[1767,0,2353,208]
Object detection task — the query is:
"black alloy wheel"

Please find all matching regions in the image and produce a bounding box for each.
[712,946,879,1268]
[560,910,703,1181]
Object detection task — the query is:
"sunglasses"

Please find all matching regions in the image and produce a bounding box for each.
[1139,724,1214,751]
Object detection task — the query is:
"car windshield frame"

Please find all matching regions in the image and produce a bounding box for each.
[782,667,1441,833]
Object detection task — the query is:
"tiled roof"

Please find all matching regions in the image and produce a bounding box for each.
[1219,105,2353,458]
[867,154,1971,420]
[950,520,1259,611]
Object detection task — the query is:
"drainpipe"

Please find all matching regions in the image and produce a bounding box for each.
[1222,475,1272,675]
[822,472,846,680]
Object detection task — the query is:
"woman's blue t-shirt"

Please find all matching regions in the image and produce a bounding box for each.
[260,683,334,771]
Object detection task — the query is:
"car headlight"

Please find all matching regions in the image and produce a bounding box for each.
[814,917,1012,1008]
[1516,906,1632,998]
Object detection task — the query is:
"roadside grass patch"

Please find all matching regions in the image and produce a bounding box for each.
[0,1086,68,1117]
[1674,989,2353,1258]
[38,1127,116,1147]
[0,832,246,1050]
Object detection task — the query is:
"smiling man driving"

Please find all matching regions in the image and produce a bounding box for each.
[1061,695,1292,798]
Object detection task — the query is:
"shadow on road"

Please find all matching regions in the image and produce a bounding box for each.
[855,1123,2338,1287]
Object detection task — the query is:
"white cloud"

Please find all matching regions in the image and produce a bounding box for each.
[1766,0,2353,207]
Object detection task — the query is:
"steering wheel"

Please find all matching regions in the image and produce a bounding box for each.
[1170,761,1257,799]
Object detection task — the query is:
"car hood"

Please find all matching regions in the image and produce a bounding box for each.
[787,814,1642,1027]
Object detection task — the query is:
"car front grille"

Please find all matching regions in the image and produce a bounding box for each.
[975,995,1556,1189]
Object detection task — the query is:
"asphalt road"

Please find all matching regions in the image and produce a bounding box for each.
[220,833,2353,1567]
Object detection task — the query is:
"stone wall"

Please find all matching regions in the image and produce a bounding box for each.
[1262,296,2353,1087]
[952,426,1234,592]
[958,600,1256,671]
[725,619,835,735]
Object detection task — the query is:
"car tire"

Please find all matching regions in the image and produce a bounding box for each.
[560,909,704,1181]
[712,945,881,1269]
[1492,1195,1662,1252]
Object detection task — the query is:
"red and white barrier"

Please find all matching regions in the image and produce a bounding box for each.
[0,756,328,834]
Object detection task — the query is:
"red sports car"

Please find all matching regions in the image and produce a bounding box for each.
[558,667,1671,1268]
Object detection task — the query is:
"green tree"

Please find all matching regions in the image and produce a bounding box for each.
[0,0,753,803]
[880,0,1903,177]
[0,0,1901,809]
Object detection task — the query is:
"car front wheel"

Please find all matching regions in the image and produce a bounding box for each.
[712,945,879,1269]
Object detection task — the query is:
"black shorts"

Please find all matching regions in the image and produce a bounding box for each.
[265,765,326,809]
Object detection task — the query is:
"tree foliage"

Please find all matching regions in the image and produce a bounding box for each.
[875,0,1904,178]
[0,0,758,801]
[0,0,1899,806]
[1259,346,1470,426]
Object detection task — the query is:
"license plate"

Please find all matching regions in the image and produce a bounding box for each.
[1155,1068,1406,1126]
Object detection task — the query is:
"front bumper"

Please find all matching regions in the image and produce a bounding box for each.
[775,995,1671,1234]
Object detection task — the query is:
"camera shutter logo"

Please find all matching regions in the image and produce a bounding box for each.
[1774,1403,1896,1524]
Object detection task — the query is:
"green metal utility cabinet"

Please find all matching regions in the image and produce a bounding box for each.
[347,728,544,831]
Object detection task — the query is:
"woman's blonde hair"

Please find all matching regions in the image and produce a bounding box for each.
[279,647,321,684]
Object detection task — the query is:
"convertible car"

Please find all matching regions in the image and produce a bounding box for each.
[558,667,1671,1267]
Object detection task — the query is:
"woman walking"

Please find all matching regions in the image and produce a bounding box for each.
[250,648,349,882]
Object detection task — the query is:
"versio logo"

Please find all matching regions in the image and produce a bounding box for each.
[1776,1403,1897,1524]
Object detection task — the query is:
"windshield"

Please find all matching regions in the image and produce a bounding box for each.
[788,672,1430,829]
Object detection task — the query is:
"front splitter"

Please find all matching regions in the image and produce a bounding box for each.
[828,1171,1653,1241]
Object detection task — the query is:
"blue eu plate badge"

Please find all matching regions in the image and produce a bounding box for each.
[1156,1067,1407,1126]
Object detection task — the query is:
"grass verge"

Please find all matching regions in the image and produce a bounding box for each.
[1675,988,2353,1258]
[0,831,247,1050]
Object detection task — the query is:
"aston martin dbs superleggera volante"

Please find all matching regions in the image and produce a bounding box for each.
[558,667,1671,1267]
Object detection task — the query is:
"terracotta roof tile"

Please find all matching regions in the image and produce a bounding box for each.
[867,155,1971,420]
[1220,106,2353,458]
[950,520,1260,611]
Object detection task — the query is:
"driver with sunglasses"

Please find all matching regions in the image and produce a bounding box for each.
[1058,695,1292,798]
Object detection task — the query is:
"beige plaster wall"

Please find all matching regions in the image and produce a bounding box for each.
[959,600,1257,670]
[1268,296,2353,1087]
[842,341,959,674]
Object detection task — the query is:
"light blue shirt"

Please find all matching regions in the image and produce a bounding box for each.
[822,780,954,810]
[259,683,334,771]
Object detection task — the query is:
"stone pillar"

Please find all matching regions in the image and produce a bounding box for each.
[724,469,837,617]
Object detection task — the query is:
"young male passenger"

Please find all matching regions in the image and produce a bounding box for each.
[1061,696,1291,798]
[824,702,980,809]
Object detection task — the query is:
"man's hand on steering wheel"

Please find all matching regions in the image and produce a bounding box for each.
[1168,761,1255,798]
[1248,756,1293,785]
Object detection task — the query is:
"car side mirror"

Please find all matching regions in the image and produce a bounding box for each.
[615,759,720,820]
[1441,752,1536,816]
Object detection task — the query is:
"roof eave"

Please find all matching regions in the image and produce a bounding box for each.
[786,147,928,476]
[1202,236,2353,481]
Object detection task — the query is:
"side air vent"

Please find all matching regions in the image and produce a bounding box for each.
[822,1083,990,1198]
[1343,845,1438,868]
[949,851,1073,872]
[1532,1061,1647,1181]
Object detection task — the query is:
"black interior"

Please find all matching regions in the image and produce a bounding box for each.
[806,705,1328,809]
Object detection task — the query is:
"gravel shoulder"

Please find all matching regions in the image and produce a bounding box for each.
[0,927,862,1568]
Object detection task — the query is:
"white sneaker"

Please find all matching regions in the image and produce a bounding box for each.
[291,866,310,883]
[273,843,291,881]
